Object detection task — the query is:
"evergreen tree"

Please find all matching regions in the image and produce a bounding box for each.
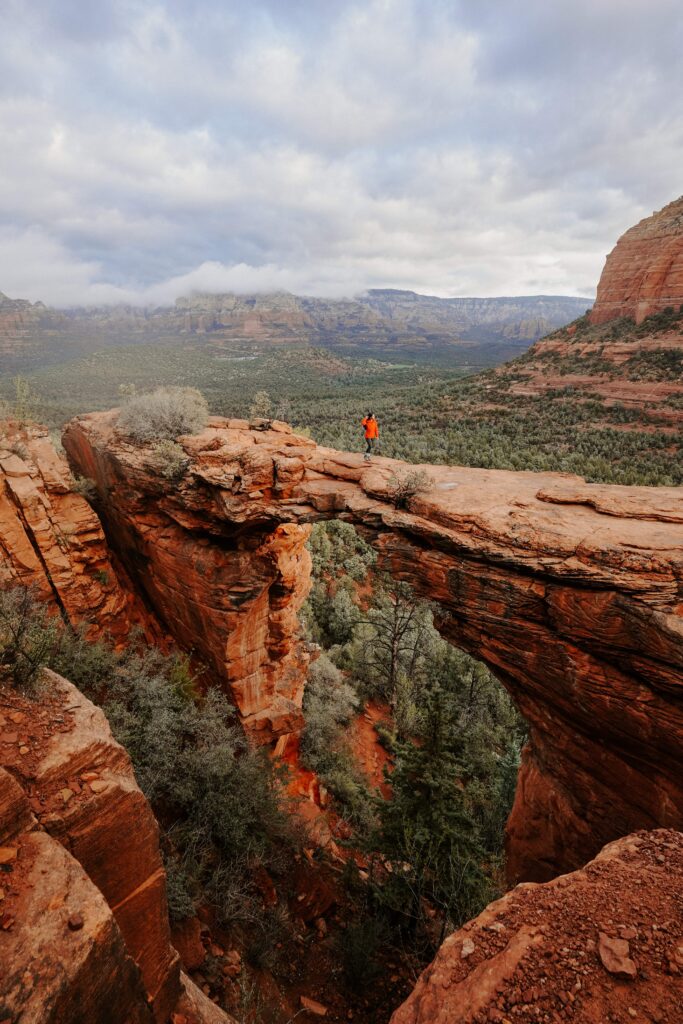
[369,675,492,949]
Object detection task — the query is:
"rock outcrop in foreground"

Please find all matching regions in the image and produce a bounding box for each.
[0,671,234,1024]
[390,829,683,1024]
[64,412,683,883]
[591,196,683,324]
[0,671,179,1021]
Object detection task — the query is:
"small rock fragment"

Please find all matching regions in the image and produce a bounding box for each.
[300,995,328,1017]
[461,938,475,958]
[89,780,109,794]
[0,847,18,866]
[598,932,637,978]
[60,788,74,805]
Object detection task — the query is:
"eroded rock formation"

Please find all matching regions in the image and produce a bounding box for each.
[0,423,145,642]
[0,288,590,371]
[0,670,235,1024]
[64,412,683,883]
[0,671,179,1021]
[390,829,683,1024]
[591,196,683,325]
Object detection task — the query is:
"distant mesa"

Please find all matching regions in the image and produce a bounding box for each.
[0,286,592,372]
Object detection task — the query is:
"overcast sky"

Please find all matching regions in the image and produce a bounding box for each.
[1,0,682,306]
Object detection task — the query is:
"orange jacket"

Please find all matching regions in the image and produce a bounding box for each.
[362,416,379,439]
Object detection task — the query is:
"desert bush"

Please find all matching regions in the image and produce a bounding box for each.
[301,654,359,771]
[71,475,98,501]
[308,520,376,579]
[9,441,28,461]
[163,855,197,922]
[0,586,60,692]
[2,597,298,927]
[387,468,434,509]
[301,654,373,826]
[117,386,209,442]
[249,389,272,419]
[338,917,387,990]
[151,439,190,480]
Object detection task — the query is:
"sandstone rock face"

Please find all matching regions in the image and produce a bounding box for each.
[0,771,155,1023]
[64,415,314,744]
[64,413,683,883]
[0,423,143,642]
[0,671,240,1023]
[390,829,683,1024]
[0,672,181,1022]
[591,196,683,324]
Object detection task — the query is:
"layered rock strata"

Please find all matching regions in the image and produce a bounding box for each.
[390,829,683,1024]
[591,195,683,324]
[1,764,155,1024]
[64,412,683,882]
[0,671,179,1021]
[0,424,143,642]
[0,670,236,1024]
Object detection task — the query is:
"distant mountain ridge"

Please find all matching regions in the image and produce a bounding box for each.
[0,287,591,371]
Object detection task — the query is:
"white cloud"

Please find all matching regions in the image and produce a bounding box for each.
[0,0,681,306]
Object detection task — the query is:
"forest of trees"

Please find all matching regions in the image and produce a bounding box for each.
[300,521,524,967]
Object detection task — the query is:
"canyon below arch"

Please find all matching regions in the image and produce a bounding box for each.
[61,410,683,887]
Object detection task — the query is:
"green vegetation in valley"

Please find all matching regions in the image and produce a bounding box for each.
[3,312,681,486]
[0,587,300,938]
[301,521,524,961]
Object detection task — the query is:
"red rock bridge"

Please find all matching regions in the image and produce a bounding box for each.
[63,412,683,884]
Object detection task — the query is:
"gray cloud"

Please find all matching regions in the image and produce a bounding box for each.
[0,0,681,306]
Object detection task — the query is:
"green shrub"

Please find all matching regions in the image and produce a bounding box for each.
[338,917,387,990]
[117,386,209,442]
[151,439,190,480]
[301,654,358,774]
[249,389,272,419]
[0,591,298,930]
[0,586,60,692]
[71,475,98,501]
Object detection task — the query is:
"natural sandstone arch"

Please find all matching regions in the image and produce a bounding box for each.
[63,412,683,884]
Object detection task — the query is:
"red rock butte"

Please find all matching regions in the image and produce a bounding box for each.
[590,195,683,324]
[63,411,683,886]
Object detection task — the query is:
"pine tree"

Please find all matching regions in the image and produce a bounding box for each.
[370,675,492,948]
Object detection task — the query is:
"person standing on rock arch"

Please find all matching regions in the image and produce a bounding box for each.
[361,410,380,461]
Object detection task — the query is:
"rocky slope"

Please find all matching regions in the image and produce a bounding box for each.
[590,196,683,325]
[491,198,683,420]
[64,412,683,884]
[390,829,683,1024]
[0,288,590,370]
[0,670,235,1023]
[361,290,591,343]
[0,423,147,641]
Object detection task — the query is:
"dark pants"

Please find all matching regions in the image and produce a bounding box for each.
[365,437,377,454]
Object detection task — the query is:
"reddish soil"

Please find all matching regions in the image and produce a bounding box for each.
[348,700,393,796]
[391,830,683,1024]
